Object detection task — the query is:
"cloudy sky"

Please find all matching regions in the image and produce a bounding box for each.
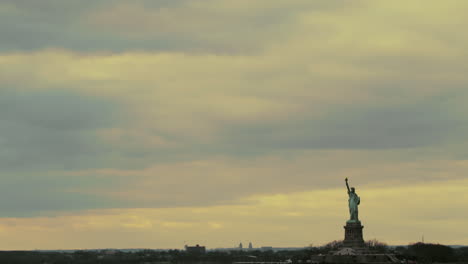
[1,0,468,250]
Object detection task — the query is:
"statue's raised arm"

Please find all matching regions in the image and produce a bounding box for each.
[345,177,351,193]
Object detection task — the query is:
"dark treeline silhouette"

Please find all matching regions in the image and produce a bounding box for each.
[0,242,467,263]
[318,239,388,253]
[395,242,468,263]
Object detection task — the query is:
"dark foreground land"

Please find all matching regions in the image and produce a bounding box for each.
[0,242,467,264]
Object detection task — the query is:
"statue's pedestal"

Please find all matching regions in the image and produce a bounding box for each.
[310,221,400,263]
[343,221,365,249]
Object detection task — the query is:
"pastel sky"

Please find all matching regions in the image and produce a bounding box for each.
[1,0,468,250]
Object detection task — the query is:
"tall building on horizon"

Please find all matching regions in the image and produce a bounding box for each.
[239,242,243,250]
[248,242,253,250]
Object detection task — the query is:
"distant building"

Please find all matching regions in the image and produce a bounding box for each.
[248,242,253,250]
[239,242,243,250]
[185,244,206,254]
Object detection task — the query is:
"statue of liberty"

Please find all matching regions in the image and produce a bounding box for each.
[345,178,360,223]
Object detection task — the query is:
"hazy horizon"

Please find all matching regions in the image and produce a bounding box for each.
[8,243,468,252]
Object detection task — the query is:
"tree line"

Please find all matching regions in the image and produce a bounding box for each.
[0,241,467,263]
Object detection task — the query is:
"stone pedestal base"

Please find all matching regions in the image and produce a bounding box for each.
[312,253,400,263]
[310,221,400,263]
[343,222,365,248]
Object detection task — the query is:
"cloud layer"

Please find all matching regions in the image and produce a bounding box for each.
[1,0,467,248]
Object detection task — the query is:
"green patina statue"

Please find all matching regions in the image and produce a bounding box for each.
[345,178,360,223]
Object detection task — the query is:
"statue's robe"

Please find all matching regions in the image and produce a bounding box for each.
[348,192,360,222]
